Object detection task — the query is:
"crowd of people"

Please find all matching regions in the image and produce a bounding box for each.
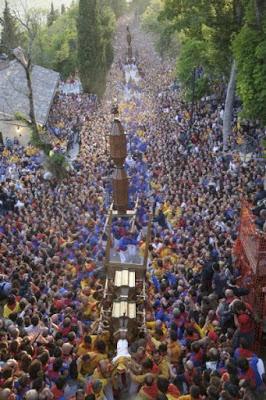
[46,88,97,154]
[0,16,265,400]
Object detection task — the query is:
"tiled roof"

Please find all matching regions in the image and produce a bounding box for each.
[0,59,60,124]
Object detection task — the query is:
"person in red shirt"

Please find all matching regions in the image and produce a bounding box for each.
[157,376,180,399]
[238,358,256,389]
[232,301,254,350]
[142,358,160,375]
[234,338,255,360]
[138,374,159,400]
[51,376,66,399]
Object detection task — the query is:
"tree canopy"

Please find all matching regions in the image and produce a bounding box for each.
[32,4,78,78]
[47,2,59,27]
[233,1,266,124]
[0,0,21,57]
[155,0,266,126]
[141,0,179,58]
[77,0,116,97]
[110,0,127,18]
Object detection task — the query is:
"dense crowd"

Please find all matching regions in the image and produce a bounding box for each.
[0,17,265,400]
[46,88,97,153]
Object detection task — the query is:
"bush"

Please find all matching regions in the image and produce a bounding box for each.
[45,151,69,180]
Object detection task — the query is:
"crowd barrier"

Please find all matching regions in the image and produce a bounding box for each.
[233,200,266,352]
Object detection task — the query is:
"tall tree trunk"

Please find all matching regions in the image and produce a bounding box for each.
[13,48,38,133]
[24,60,38,133]
[223,60,237,151]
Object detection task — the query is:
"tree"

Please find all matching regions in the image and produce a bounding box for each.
[0,1,20,57]
[32,4,78,78]
[61,4,66,14]
[77,0,109,97]
[177,38,210,101]
[141,0,179,58]
[47,2,59,27]
[5,7,69,180]
[99,1,116,68]
[160,0,245,148]
[110,0,127,18]
[233,1,266,125]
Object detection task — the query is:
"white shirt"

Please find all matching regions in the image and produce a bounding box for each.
[112,339,131,363]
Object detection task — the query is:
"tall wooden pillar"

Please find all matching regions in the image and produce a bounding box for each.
[109,117,128,213]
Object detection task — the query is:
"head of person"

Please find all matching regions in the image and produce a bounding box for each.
[94,340,106,354]
[190,385,201,400]
[237,358,249,372]
[83,335,92,348]
[0,388,12,400]
[142,358,153,372]
[158,343,167,357]
[55,376,66,390]
[144,373,154,387]
[7,295,16,307]
[24,390,39,400]
[207,385,220,400]
[169,330,178,342]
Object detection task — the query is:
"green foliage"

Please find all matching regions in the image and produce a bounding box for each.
[77,0,105,96]
[77,0,115,97]
[47,2,59,27]
[233,4,266,125]
[159,0,246,99]
[141,0,179,58]
[30,128,52,155]
[177,38,210,101]
[0,1,21,57]
[99,2,116,68]
[109,0,127,18]
[32,4,78,78]
[45,151,69,180]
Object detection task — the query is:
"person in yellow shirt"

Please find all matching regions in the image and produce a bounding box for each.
[2,148,10,158]
[162,201,171,217]
[167,331,181,365]
[77,340,108,381]
[92,359,114,400]
[156,345,171,380]
[150,329,165,350]
[159,243,172,258]
[77,335,92,356]
[77,354,92,382]
[3,295,20,319]
[90,331,110,353]
[178,384,202,400]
